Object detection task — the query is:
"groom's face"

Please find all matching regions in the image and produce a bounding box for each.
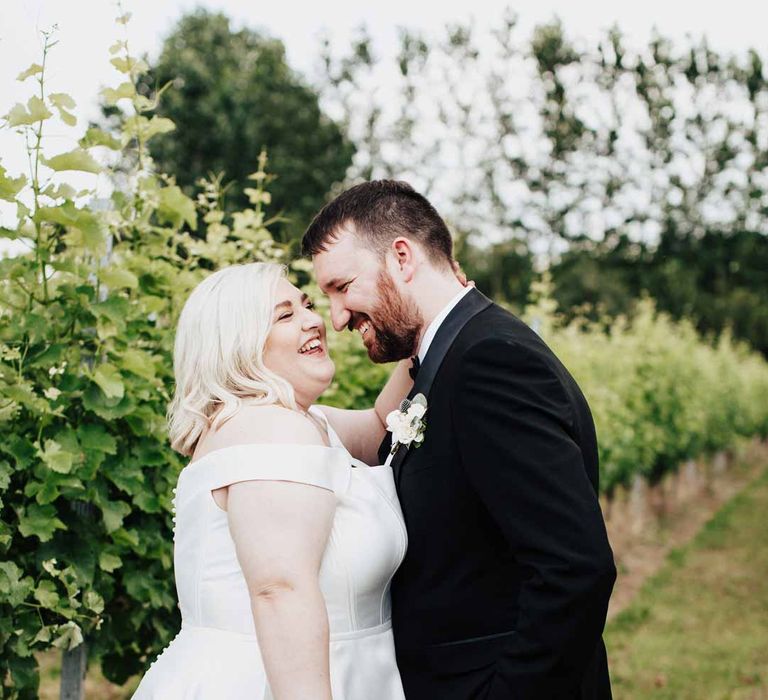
[313,226,423,363]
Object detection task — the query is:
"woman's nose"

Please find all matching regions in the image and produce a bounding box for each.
[302,307,323,330]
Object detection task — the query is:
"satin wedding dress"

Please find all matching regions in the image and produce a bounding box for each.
[133,407,407,699]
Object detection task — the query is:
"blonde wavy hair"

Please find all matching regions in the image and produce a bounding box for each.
[168,262,299,456]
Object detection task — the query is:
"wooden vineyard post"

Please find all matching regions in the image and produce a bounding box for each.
[60,642,87,700]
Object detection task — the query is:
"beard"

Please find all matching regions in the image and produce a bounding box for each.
[357,269,423,364]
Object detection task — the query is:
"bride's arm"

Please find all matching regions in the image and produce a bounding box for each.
[225,412,335,700]
[318,358,413,464]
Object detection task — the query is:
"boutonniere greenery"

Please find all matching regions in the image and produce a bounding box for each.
[386,393,427,456]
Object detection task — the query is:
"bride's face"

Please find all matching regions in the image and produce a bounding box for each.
[263,278,335,406]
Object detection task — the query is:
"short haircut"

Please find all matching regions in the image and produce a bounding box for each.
[302,180,453,268]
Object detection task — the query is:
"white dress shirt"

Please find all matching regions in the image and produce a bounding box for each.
[416,286,473,363]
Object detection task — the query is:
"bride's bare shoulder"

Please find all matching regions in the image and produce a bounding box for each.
[194,405,324,460]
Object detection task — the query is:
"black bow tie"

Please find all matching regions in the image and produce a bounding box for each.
[409,355,421,380]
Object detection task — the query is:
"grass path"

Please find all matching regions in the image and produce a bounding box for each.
[606,466,768,699]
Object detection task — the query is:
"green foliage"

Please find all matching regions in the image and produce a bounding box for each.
[455,234,534,314]
[526,278,768,493]
[550,230,768,358]
[0,24,290,697]
[140,9,354,241]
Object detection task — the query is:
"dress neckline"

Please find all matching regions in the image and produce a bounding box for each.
[308,406,384,469]
[185,442,345,471]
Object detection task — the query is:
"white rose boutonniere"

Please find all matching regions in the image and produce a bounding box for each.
[386,393,428,456]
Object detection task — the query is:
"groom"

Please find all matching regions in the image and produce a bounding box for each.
[304,180,616,699]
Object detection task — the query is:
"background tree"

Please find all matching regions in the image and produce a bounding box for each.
[144,10,354,242]
[316,14,768,354]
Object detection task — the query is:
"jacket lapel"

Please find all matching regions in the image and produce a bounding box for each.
[389,288,492,480]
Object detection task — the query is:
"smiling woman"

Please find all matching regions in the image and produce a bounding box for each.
[262,279,336,414]
[131,260,415,699]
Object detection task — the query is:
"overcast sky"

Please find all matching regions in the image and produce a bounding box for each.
[1,0,767,239]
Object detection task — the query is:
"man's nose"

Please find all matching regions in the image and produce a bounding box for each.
[329,298,351,332]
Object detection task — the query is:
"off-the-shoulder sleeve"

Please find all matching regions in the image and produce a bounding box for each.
[179,443,351,499]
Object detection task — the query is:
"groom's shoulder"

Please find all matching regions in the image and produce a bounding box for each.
[448,300,561,379]
[461,300,543,350]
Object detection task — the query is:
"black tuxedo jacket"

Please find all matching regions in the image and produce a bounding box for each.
[378,289,616,700]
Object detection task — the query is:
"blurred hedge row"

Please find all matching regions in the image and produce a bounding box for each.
[525,284,768,494]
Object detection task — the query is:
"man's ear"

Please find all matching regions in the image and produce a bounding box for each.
[391,237,417,282]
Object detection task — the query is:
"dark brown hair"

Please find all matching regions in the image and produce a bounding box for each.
[301,180,453,268]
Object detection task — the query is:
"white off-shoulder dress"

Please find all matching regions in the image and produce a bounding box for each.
[133,408,407,699]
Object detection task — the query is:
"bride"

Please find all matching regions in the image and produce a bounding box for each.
[132,262,413,699]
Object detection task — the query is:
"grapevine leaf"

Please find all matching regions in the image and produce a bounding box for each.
[92,296,129,325]
[79,127,121,150]
[0,460,12,490]
[99,267,138,289]
[110,56,148,77]
[121,349,156,380]
[100,81,135,105]
[122,114,176,146]
[17,199,30,221]
[36,203,106,252]
[100,499,131,533]
[34,580,59,608]
[92,364,125,400]
[41,182,77,200]
[16,63,43,81]
[42,148,101,174]
[8,656,38,691]
[48,93,75,110]
[52,621,84,651]
[33,626,52,645]
[17,503,66,542]
[38,440,75,474]
[112,527,139,549]
[157,185,197,230]
[0,561,34,606]
[34,478,63,505]
[4,96,53,126]
[57,108,77,127]
[77,425,117,454]
[49,93,77,126]
[82,384,135,421]
[0,164,27,201]
[98,551,122,572]
[84,589,105,614]
[104,459,144,496]
[133,490,161,513]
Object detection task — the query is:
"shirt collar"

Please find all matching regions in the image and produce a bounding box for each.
[417,286,473,363]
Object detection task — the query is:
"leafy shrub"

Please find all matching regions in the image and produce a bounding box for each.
[0,22,289,697]
[526,280,768,494]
